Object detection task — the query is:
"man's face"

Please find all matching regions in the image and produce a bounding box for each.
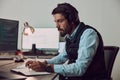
[53,13,72,37]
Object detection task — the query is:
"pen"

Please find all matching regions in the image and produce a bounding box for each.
[26,64,32,71]
[35,56,38,62]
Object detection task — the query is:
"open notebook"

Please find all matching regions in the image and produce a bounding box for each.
[11,59,50,76]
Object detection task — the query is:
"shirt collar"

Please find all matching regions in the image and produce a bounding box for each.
[66,23,81,40]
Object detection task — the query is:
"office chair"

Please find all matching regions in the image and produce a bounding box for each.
[104,46,119,80]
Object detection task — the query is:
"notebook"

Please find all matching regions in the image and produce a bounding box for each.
[0,52,16,60]
[11,59,50,76]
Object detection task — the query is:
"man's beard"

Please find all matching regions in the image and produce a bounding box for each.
[60,32,66,37]
[58,25,72,37]
[58,28,66,37]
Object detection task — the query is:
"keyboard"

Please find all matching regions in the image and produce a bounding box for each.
[0,55,16,60]
[0,52,16,60]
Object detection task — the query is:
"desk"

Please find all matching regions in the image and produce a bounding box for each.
[0,56,56,80]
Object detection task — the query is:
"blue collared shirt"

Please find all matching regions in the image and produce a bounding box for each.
[47,23,99,77]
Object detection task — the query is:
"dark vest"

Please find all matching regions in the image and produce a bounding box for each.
[59,22,107,80]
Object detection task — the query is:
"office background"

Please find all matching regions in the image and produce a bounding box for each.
[0,0,120,80]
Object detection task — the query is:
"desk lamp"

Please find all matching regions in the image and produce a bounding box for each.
[22,22,38,55]
[23,22,35,36]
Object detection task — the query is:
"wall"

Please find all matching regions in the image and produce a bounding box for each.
[0,0,120,80]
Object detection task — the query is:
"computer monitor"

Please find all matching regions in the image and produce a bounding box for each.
[22,28,59,52]
[0,18,19,52]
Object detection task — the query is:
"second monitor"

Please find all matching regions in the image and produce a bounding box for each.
[22,27,59,54]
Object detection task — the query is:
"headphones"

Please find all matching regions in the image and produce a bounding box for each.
[66,10,78,23]
[58,3,79,23]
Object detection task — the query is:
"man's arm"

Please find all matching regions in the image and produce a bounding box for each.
[46,45,68,64]
[25,44,68,72]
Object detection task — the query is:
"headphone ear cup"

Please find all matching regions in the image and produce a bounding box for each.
[65,8,77,23]
[65,10,72,22]
[69,14,72,22]
[69,13,78,23]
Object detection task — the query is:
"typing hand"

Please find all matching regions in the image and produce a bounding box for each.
[25,60,47,72]
[25,60,33,67]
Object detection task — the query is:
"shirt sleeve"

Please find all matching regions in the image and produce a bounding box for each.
[46,43,68,64]
[54,29,99,77]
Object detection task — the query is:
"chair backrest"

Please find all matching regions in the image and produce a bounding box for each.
[104,46,119,79]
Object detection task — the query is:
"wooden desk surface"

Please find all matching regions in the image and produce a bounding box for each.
[0,57,56,80]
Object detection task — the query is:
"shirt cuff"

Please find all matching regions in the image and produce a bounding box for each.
[46,59,54,64]
[54,64,63,74]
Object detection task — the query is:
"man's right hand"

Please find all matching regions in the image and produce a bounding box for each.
[25,60,34,67]
[25,60,47,72]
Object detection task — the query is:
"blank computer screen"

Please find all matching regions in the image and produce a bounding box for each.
[22,28,59,50]
[0,18,19,52]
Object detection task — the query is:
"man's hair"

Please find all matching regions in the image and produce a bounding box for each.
[52,3,80,26]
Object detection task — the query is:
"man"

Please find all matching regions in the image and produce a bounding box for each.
[26,3,107,80]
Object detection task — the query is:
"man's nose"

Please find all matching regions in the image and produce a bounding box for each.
[56,26,60,29]
[56,23,60,28]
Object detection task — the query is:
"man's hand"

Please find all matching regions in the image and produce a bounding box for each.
[25,60,47,72]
